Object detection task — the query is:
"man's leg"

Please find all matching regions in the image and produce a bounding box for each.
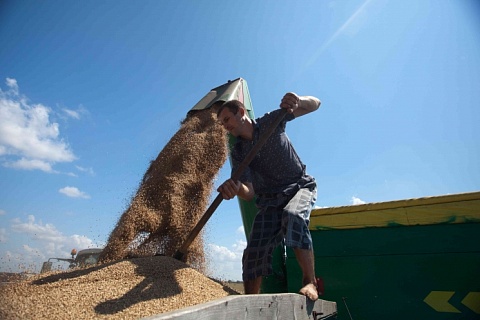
[283,186,318,300]
[294,247,318,300]
[242,199,283,295]
[244,276,262,294]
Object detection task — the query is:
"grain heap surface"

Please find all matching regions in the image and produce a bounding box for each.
[0,256,238,319]
[99,107,227,272]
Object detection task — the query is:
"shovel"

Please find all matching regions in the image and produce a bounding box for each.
[173,108,288,261]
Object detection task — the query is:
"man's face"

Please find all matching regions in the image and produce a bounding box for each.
[218,108,242,136]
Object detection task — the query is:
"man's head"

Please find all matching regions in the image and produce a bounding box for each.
[216,100,244,118]
[216,100,248,137]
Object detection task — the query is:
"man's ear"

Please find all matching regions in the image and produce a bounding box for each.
[239,107,246,117]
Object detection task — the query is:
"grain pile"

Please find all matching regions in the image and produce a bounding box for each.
[99,106,227,272]
[0,256,239,319]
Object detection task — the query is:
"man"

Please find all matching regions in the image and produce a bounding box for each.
[216,92,321,300]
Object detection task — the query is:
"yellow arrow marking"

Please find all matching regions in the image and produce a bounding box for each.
[462,292,480,314]
[424,291,460,313]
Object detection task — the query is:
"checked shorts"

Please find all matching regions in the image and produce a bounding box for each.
[242,186,317,281]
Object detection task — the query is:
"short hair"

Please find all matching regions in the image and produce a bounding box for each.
[216,100,245,117]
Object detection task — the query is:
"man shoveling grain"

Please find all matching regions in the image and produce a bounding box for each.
[216,92,321,300]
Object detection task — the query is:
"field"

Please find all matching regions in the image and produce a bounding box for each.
[225,281,244,294]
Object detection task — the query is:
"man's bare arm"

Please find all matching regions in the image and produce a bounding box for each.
[280,92,321,118]
[294,95,321,118]
[237,181,254,201]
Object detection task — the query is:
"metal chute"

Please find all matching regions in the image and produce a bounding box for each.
[189,78,253,113]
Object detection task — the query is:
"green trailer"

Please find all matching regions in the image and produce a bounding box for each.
[280,191,480,319]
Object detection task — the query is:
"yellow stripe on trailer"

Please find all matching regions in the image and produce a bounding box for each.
[310,191,480,230]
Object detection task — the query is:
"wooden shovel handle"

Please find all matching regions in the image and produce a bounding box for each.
[174,108,288,261]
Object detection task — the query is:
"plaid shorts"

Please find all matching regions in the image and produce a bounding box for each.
[242,186,317,281]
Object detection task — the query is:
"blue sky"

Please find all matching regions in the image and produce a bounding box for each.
[1,0,479,281]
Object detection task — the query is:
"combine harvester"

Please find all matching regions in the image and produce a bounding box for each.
[156,78,479,319]
[40,248,103,273]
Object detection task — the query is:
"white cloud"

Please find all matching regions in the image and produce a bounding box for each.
[22,244,42,256]
[63,108,80,119]
[206,239,246,281]
[2,215,100,273]
[12,215,65,243]
[59,186,90,199]
[2,250,39,273]
[3,157,55,172]
[76,165,95,176]
[232,239,247,251]
[236,225,245,235]
[0,78,77,172]
[6,78,19,94]
[208,244,238,261]
[351,196,366,205]
[0,209,6,216]
[10,215,93,251]
[0,228,7,242]
[62,105,88,120]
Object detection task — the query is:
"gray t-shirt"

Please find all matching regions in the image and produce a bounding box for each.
[231,109,315,196]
